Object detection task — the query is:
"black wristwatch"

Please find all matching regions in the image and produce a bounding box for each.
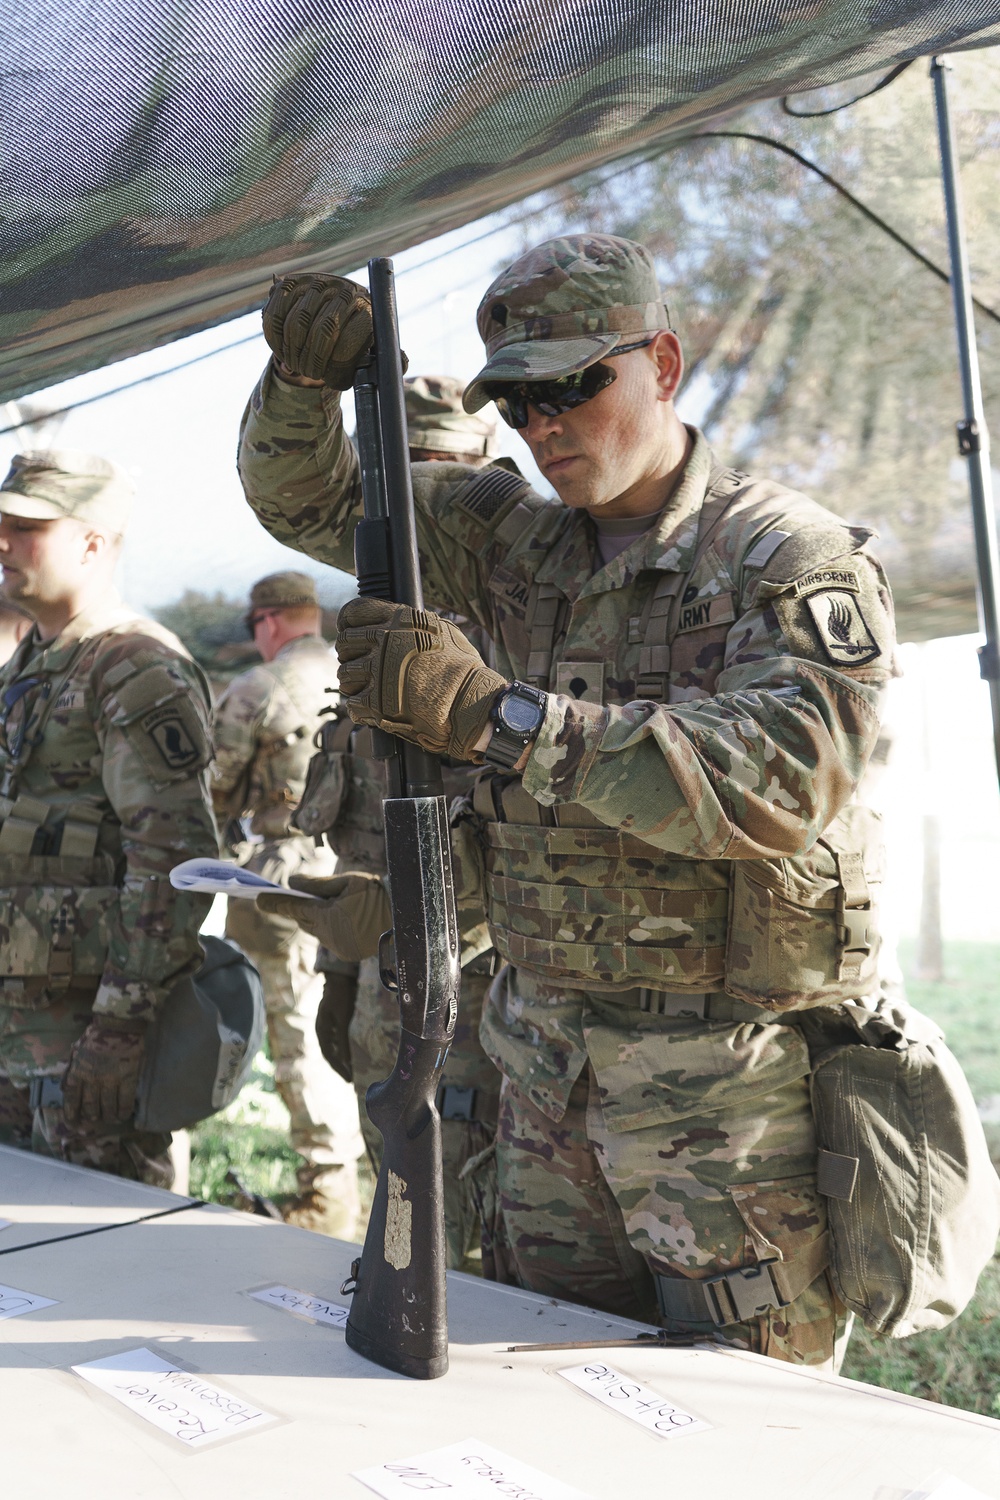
[483,682,548,769]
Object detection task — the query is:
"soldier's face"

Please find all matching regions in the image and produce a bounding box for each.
[517,335,684,514]
[0,515,97,605]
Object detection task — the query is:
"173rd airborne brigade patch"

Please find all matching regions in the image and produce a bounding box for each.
[794,566,880,666]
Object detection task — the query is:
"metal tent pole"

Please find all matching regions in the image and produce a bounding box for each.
[930,56,1000,791]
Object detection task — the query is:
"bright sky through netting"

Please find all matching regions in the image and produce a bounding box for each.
[3,0,999,400]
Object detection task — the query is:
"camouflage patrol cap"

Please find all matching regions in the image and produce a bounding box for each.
[247,571,319,614]
[405,375,498,458]
[0,449,134,532]
[463,235,672,413]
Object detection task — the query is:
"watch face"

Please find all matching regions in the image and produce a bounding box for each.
[500,693,542,734]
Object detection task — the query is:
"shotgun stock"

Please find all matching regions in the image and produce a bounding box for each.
[343,257,461,1380]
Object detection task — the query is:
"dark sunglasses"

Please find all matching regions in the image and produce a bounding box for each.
[245,608,279,635]
[484,338,656,429]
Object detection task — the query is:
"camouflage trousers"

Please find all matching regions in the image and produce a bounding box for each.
[226,838,364,1190]
[0,985,173,1187]
[483,974,850,1371]
[351,952,500,1274]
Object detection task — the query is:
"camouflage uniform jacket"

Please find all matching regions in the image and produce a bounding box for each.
[239,369,895,1102]
[0,595,217,1021]
[211,634,339,838]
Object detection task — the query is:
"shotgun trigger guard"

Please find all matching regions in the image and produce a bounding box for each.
[378,929,398,992]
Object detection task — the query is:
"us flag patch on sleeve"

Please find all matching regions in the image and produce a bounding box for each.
[806,590,881,665]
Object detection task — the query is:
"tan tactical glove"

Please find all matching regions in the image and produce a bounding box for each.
[262,274,374,389]
[62,1017,147,1127]
[336,597,508,761]
[256,871,391,963]
[315,969,359,1082]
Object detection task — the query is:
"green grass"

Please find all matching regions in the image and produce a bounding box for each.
[839,939,1000,1416]
[189,942,1000,1415]
[189,1050,375,1219]
[189,1052,303,1208]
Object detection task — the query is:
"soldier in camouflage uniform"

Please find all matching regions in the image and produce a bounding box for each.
[305,375,502,1271]
[211,571,363,1237]
[0,450,217,1185]
[239,239,897,1368]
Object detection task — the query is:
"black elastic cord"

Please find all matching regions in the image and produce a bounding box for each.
[694,130,1000,328]
[781,59,915,118]
[0,1198,204,1256]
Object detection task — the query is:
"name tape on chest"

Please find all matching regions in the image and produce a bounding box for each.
[488,563,530,614]
[675,593,736,634]
[54,687,85,714]
[806,589,880,666]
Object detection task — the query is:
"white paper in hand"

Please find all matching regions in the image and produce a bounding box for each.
[354,1438,594,1500]
[169,858,318,900]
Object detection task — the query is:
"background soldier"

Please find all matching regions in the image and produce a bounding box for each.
[304,375,503,1271]
[238,238,902,1368]
[0,449,217,1184]
[211,571,363,1238]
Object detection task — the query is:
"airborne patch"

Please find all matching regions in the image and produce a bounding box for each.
[806,590,880,666]
[792,567,861,599]
[142,704,202,770]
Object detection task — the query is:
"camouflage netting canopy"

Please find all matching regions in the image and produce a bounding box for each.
[3,0,1000,403]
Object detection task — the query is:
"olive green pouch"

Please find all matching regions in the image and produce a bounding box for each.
[802,1002,1000,1337]
[292,742,347,839]
[725,804,884,1010]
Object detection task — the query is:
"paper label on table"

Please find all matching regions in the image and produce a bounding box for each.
[0,1282,57,1319]
[910,1480,997,1500]
[72,1347,279,1447]
[0,1219,12,1232]
[354,1437,594,1500]
[248,1283,349,1328]
[169,857,318,900]
[557,1362,711,1439]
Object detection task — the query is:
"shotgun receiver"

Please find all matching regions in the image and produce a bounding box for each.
[343,257,461,1380]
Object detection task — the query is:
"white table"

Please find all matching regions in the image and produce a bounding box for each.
[0,1153,997,1500]
[0,1142,195,1253]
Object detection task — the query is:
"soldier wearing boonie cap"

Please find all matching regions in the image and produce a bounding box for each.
[0,449,217,1184]
[237,236,900,1363]
[211,569,365,1238]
